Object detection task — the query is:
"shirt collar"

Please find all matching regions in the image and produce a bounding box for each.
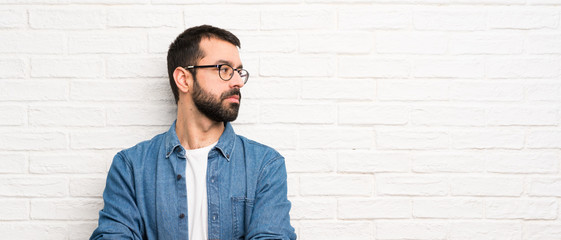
[165,120,236,161]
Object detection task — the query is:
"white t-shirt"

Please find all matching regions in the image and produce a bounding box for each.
[185,141,217,240]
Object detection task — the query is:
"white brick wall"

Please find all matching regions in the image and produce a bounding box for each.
[0,1,560,239]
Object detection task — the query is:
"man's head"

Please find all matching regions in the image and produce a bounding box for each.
[167,25,246,122]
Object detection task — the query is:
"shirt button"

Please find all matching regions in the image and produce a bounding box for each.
[210,178,215,183]
[226,154,230,158]
[179,213,185,219]
[212,215,217,220]
[177,174,182,180]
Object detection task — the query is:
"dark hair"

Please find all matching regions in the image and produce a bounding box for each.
[167,25,241,104]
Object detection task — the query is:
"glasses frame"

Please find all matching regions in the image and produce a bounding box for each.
[185,64,249,84]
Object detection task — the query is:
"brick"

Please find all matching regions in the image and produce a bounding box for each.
[338,198,410,219]
[414,198,484,219]
[488,9,558,29]
[260,56,335,77]
[376,32,447,54]
[108,7,182,28]
[0,58,25,78]
[239,33,297,53]
[487,198,557,220]
[300,32,372,53]
[411,106,486,126]
[0,9,27,28]
[486,58,560,78]
[300,175,372,196]
[287,175,298,197]
[378,79,449,101]
[339,9,411,30]
[0,32,64,54]
[283,151,336,173]
[107,104,176,126]
[450,221,521,240]
[68,32,147,54]
[0,131,66,151]
[0,153,27,173]
[524,223,561,240]
[338,151,410,173]
[234,100,259,124]
[414,10,486,30]
[0,80,68,101]
[339,104,409,125]
[0,177,67,197]
[71,79,170,101]
[31,57,103,78]
[486,152,559,174]
[29,8,105,29]
[29,104,105,127]
[70,177,105,197]
[243,78,299,99]
[148,31,178,53]
[451,130,524,149]
[67,222,98,240]
[414,58,484,78]
[488,106,558,126]
[377,221,447,240]
[339,57,410,78]
[451,177,523,196]
[527,131,561,149]
[300,221,373,240]
[261,103,336,124]
[0,199,29,220]
[412,152,486,173]
[261,10,335,30]
[31,199,102,220]
[0,223,66,240]
[376,131,449,150]
[223,126,298,150]
[106,57,167,78]
[526,82,561,101]
[302,79,374,100]
[529,178,561,197]
[29,152,107,174]
[299,128,372,149]
[450,33,523,54]
[71,127,165,150]
[0,105,26,126]
[450,81,523,101]
[290,198,336,219]
[185,8,259,30]
[377,175,448,196]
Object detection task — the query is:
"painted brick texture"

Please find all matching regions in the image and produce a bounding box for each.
[1,1,560,240]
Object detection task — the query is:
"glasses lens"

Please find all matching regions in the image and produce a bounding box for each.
[239,69,249,84]
[219,65,234,80]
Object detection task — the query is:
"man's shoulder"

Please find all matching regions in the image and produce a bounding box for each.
[116,131,168,165]
[235,134,283,163]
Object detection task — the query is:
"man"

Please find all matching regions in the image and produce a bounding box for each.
[90,25,297,240]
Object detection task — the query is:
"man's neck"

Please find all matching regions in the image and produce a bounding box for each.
[175,102,225,150]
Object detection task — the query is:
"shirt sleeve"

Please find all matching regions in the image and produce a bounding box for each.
[246,156,297,240]
[90,152,145,240]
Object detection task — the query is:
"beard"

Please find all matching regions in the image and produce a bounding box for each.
[191,77,241,122]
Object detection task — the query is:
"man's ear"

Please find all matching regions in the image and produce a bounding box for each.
[173,67,192,95]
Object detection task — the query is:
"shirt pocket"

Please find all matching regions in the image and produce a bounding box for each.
[231,196,254,239]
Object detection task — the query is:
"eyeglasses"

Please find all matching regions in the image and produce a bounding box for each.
[185,64,249,84]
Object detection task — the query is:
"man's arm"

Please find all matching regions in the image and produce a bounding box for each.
[246,156,297,240]
[90,152,144,240]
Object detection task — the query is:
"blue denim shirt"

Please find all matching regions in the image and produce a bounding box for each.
[90,121,296,240]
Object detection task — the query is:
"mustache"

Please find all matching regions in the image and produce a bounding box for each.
[220,88,241,101]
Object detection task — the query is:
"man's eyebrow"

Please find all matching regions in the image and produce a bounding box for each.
[216,59,243,69]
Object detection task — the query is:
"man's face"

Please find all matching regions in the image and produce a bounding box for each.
[190,38,245,122]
